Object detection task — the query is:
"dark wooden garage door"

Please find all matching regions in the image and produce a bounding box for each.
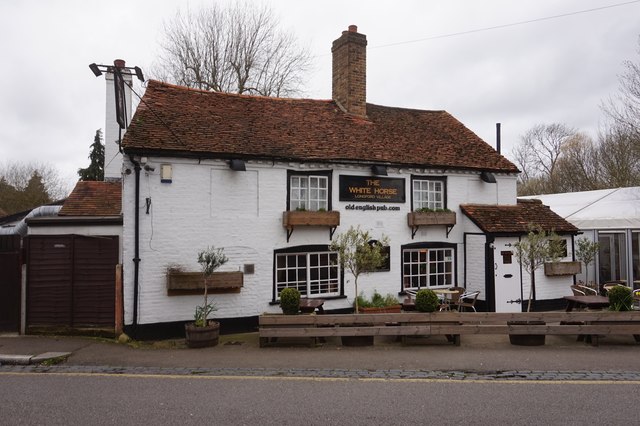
[26,235,118,330]
[0,235,21,332]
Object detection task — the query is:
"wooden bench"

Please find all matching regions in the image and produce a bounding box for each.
[258,312,640,347]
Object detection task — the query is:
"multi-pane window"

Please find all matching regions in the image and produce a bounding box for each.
[413,179,444,210]
[290,175,328,211]
[276,251,340,297]
[402,247,454,289]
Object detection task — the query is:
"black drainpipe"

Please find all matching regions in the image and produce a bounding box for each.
[129,155,141,329]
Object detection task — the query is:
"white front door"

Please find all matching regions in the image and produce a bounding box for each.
[493,237,522,312]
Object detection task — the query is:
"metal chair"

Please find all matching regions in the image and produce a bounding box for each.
[455,291,480,312]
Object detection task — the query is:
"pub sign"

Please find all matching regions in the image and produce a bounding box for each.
[339,175,406,203]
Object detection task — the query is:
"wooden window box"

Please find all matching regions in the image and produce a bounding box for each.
[282,210,340,242]
[544,261,581,276]
[407,211,456,226]
[167,271,243,295]
[407,211,456,239]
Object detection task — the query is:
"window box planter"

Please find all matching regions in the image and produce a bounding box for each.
[407,211,456,239]
[167,271,243,295]
[359,305,402,314]
[544,261,581,276]
[282,210,340,242]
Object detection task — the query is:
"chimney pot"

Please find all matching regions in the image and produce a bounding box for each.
[348,25,358,32]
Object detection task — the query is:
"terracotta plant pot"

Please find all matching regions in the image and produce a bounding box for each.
[185,321,220,348]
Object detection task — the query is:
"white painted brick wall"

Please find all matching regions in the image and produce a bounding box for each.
[122,158,518,325]
[465,234,486,300]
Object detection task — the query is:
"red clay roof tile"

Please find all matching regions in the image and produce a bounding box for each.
[460,199,579,234]
[59,181,121,216]
[123,80,519,173]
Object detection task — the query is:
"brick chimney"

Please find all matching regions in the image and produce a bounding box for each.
[332,25,367,117]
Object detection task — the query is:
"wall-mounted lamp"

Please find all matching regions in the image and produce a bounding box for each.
[371,165,388,176]
[229,159,246,171]
[480,171,496,183]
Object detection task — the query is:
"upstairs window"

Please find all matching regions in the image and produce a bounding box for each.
[412,177,445,210]
[288,171,332,211]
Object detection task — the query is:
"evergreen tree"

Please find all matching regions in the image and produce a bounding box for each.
[78,129,104,181]
[21,172,51,211]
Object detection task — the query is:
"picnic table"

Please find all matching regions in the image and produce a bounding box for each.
[299,298,325,314]
[564,295,610,312]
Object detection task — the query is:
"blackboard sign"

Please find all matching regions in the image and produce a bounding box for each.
[339,175,405,203]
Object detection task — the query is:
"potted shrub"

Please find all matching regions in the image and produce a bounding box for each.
[358,290,401,313]
[280,287,301,315]
[184,246,228,348]
[330,225,389,346]
[414,289,439,312]
[575,237,600,294]
[608,286,633,311]
[510,224,565,346]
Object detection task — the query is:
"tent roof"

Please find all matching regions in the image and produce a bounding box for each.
[519,187,640,230]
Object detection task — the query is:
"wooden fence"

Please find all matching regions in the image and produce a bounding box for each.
[259,311,640,347]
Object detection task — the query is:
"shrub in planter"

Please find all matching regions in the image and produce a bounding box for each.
[280,287,301,315]
[608,286,633,311]
[415,289,439,312]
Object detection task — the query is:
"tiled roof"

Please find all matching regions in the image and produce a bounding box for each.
[460,199,579,234]
[123,80,518,173]
[59,181,121,216]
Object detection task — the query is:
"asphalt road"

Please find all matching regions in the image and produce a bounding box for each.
[2,372,639,425]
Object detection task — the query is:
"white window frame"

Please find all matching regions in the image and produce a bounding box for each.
[276,251,340,297]
[413,178,444,210]
[290,175,328,211]
[402,247,455,289]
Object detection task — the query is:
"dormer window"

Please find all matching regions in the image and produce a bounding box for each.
[288,170,332,211]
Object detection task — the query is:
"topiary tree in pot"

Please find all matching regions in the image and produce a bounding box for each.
[330,225,389,314]
[514,224,565,312]
[280,287,301,315]
[185,246,228,348]
[415,289,439,312]
[575,237,599,292]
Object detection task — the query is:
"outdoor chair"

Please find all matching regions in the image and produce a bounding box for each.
[455,291,480,312]
[570,285,586,296]
[576,285,598,296]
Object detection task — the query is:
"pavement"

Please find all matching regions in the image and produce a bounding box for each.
[2,332,640,381]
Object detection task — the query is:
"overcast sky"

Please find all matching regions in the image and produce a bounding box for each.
[1,0,639,193]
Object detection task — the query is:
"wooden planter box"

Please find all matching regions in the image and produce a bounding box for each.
[283,210,340,227]
[407,211,456,227]
[544,261,581,276]
[167,271,243,295]
[359,305,402,314]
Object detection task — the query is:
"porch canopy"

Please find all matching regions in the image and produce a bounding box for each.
[520,187,640,230]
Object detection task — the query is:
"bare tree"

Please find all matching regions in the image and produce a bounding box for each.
[601,36,640,140]
[553,133,602,192]
[597,125,640,187]
[153,2,311,97]
[513,123,578,195]
[0,162,69,201]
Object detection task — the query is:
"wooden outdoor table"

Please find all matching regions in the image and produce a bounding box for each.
[564,295,610,312]
[299,298,325,314]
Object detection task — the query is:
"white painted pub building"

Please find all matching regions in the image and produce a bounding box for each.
[109,26,578,335]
